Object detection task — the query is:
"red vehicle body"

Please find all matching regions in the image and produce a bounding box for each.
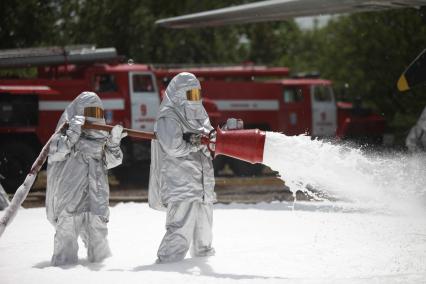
[155,67,386,175]
[156,68,386,139]
[0,46,385,191]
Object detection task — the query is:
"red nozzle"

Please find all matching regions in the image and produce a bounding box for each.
[214,127,266,164]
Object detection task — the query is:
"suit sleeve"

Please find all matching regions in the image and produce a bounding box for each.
[47,127,81,163]
[104,139,124,169]
[156,117,198,158]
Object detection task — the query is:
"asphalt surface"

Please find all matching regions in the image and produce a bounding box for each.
[8,171,302,208]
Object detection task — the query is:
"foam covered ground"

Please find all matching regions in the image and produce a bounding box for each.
[1,202,426,283]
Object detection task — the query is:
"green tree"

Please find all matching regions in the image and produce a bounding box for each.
[241,21,301,65]
[54,0,246,64]
[275,9,426,143]
[321,10,426,142]
[3,1,426,144]
[0,0,57,48]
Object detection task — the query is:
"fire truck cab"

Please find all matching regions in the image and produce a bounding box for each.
[200,78,338,136]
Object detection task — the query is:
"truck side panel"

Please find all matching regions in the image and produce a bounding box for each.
[201,81,283,131]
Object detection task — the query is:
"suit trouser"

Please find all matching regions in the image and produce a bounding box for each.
[157,200,215,263]
[51,212,111,266]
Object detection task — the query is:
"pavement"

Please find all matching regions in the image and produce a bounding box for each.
[9,171,300,208]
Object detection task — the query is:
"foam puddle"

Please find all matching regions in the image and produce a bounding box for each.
[262,132,426,215]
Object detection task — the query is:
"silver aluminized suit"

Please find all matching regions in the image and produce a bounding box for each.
[46,92,124,266]
[0,182,9,210]
[148,72,216,263]
[406,107,426,152]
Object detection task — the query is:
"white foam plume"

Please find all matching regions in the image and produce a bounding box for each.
[263,132,426,215]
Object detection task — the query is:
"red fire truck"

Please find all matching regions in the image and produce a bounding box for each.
[0,46,223,191]
[155,67,386,175]
[0,46,385,192]
[155,68,385,140]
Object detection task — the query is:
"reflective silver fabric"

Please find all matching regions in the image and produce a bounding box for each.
[0,182,9,210]
[148,73,216,262]
[51,212,111,266]
[46,92,123,265]
[149,72,216,209]
[406,107,426,152]
[157,201,215,263]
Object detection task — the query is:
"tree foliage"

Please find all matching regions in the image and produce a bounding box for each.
[285,10,426,141]
[0,0,56,48]
[1,1,426,143]
[52,0,247,64]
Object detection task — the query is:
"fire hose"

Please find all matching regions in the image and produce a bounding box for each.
[0,121,265,237]
[0,122,67,237]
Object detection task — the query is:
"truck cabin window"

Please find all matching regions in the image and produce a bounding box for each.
[313,85,333,102]
[283,88,303,103]
[133,74,154,92]
[94,74,117,93]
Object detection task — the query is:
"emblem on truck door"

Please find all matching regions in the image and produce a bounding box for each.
[140,104,147,116]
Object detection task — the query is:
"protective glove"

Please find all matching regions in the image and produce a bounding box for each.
[183,132,202,147]
[208,131,216,152]
[107,124,127,146]
[222,118,244,130]
[67,115,85,144]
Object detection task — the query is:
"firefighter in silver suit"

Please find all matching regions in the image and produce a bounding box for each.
[148,72,216,263]
[406,107,426,152]
[46,92,126,266]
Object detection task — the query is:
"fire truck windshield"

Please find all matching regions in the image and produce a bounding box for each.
[94,74,118,93]
[132,74,154,92]
[283,87,303,103]
[313,85,333,102]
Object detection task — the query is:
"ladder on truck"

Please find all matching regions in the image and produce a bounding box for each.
[0,45,120,68]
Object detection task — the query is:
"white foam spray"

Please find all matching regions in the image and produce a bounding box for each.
[263,132,426,215]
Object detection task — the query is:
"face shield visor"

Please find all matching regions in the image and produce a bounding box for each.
[183,88,208,125]
[186,89,202,102]
[84,106,104,120]
[82,106,108,139]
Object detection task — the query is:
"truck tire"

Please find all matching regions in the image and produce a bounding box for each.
[213,155,226,176]
[0,142,37,193]
[112,162,150,187]
[230,159,262,177]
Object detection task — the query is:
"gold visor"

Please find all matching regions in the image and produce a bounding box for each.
[84,107,104,119]
[186,89,202,101]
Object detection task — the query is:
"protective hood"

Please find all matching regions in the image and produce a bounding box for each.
[56,91,108,139]
[155,72,212,135]
[417,107,426,132]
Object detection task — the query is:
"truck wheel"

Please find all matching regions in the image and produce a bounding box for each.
[0,142,36,193]
[213,156,226,176]
[112,162,150,187]
[230,159,262,177]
